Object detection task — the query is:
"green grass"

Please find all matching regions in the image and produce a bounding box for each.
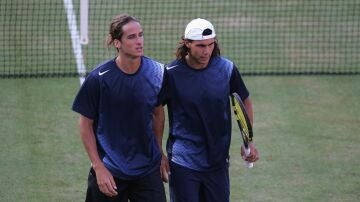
[0,78,87,201]
[230,76,360,201]
[0,76,359,201]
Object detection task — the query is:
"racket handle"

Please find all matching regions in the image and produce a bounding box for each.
[244,146,254,168]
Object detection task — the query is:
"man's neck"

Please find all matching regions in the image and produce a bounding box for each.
[185,55,207,69]
[116,55,141,74]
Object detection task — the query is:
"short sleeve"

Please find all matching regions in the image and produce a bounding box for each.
[229,65,249,101]
[71,74,100,119]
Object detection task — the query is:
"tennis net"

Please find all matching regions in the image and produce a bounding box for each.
[1,0,359,78]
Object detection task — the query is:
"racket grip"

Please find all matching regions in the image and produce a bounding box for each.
[244,146,254,168]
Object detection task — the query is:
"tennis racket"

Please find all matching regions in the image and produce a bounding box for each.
[231,92,254,168]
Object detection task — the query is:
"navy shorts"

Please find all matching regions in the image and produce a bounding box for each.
[85,167,166,202]
[169,161,230,202]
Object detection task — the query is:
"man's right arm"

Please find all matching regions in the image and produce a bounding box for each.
[78,115,102,169]
[78,115,118,197]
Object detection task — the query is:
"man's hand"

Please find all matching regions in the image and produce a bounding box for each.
[94,165,118,197]
[241,142,259,163]
[160,153,170,182]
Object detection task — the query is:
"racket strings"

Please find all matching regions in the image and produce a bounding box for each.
[232,96,252,143]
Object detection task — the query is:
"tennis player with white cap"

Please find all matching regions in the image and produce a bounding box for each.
[163,18,259,202]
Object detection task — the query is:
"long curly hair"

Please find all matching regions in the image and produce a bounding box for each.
[175,36,221,60]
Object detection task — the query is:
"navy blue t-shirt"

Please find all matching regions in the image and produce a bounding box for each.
[72,56,166,179]
[166,56,249,171]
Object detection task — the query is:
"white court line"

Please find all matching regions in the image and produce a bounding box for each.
[63,0,86,85]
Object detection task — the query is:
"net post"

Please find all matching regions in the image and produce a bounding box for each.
[80,0,89,45]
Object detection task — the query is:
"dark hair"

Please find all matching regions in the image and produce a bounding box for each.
[175,36,221,60]
[106,14,139,47]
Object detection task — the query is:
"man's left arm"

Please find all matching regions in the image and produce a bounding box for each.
[241,97,259,163]
[152,105,170,182]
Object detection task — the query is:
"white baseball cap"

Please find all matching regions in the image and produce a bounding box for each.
[184,18,216,40]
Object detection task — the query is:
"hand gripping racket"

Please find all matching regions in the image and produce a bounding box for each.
[231,93,254,168]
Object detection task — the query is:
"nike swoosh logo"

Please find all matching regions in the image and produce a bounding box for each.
[166,65,178,70]
[98,69,110,76]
